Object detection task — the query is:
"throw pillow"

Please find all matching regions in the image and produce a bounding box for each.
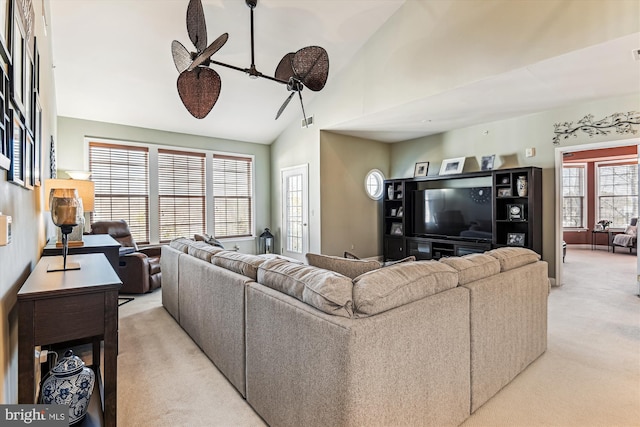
[624,225,637,236]
[194,233,225,249]
[306,253,381,279]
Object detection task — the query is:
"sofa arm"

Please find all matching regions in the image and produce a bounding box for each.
[139,245,162,258]
[119,252,151,294]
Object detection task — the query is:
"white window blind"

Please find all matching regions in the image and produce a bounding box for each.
[598,162,638,227]
[212,154,253,238]
[89,142,150,243]
[158,149,206,242]
[562,165,585,228]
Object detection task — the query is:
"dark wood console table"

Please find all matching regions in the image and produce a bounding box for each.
[18,253,122,427]
[42,234,121,271]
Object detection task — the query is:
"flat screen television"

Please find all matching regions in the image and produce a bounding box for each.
[413,187,493,241]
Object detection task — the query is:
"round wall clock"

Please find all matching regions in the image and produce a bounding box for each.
[470,187,491,204]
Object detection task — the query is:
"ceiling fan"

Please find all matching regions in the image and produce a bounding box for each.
[171,0,330,126]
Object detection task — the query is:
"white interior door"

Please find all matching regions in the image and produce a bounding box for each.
[281,165,309,261]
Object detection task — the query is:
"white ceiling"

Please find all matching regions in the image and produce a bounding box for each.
[49,1,640,145]
[49,0,406,145]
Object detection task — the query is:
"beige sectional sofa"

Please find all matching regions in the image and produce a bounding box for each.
[161,239,549,427]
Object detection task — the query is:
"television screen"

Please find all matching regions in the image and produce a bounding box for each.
[413,187,493,241]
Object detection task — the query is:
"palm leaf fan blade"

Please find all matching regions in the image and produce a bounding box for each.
[177,68,221,119]
[187,0,207,52]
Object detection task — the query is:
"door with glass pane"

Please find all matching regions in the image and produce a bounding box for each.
[281,165,309,261]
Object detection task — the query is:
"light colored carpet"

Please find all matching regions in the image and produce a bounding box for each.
[117,248,639,426]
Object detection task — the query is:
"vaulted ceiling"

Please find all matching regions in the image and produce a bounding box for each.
[49,1,640,145]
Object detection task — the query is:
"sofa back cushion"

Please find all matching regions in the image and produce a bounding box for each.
[352,261,458,317]
[169,237,194,253]
[212,251,266,281]
[187,241,225,262]
[439,253,500,285]
[486,247,541,272]
[257,259,353,318]
[305,253,381,279]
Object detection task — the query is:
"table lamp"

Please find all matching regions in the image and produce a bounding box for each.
[48,188,82,272]
[44,178,95,247]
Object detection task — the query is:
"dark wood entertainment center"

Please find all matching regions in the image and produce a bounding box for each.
[383,166,542,261]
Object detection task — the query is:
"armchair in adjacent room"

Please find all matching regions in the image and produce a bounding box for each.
[89,220,162,293]
[612,218,637,254]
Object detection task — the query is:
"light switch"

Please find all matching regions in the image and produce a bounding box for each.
[525,148,536,158]
[0,213,11,245]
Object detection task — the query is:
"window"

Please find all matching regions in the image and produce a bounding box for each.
[89,140,254,243]
[212,154,253,238]
[89,142,150,243]
[597,162,638,228]
[158,149,206,242]
[365,169,385,200]
[562,165,585,228]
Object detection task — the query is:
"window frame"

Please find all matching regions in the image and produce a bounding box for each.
[85,138,256,244]
[595,159,638,229]
[561,163,587,229]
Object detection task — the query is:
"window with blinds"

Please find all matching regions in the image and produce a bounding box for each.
[562,165,585,228]
[597,162,638,228]
[158,149,206,242]
[212,154,253,238]
[89,142,150,243]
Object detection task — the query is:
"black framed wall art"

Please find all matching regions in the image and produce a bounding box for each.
[8,107,24,185]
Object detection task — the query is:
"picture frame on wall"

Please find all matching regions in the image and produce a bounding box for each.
[439,157,465,175]
[33,94,41,185]
[11,8,25,115]
[0,0,11,63]
[8,108,24,186]
[507,232,526,247]
[413,161,429,177]
[23,130,33,189]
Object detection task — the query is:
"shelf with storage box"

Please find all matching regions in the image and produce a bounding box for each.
[382,167,542,261]
[493,167,542,254]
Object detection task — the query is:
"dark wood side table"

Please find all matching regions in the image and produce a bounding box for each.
[18,253,122,427]
[42,234,121,272]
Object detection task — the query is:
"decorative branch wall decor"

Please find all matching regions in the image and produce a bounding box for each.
[552,111,640,145]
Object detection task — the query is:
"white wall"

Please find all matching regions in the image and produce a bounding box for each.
[56,117,272,253]
[269,0,640,267]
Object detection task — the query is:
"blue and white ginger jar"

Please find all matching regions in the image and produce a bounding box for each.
[40,350,96,425]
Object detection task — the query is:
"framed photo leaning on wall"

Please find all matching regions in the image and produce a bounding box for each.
[413,161,429,177]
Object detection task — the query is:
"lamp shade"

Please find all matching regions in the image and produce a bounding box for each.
[44,179,95,212]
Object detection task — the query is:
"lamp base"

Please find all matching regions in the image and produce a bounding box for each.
[47,261,81,272]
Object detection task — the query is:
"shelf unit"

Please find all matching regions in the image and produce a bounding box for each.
[493,167,542,254]
[382,167,542,261]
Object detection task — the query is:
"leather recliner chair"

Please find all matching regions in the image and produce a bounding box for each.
[90,220,162,294]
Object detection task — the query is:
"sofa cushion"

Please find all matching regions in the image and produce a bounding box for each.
[212,251,266,280]
[486,247,541,272]
[439,253,500,285]
[257,258,353,318]
[352,261,458,317]
[187,241,225,262]
[169,237,194,253]
[306,253,381,279]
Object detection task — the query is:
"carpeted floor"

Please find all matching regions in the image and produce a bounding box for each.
[117,248,640,426]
